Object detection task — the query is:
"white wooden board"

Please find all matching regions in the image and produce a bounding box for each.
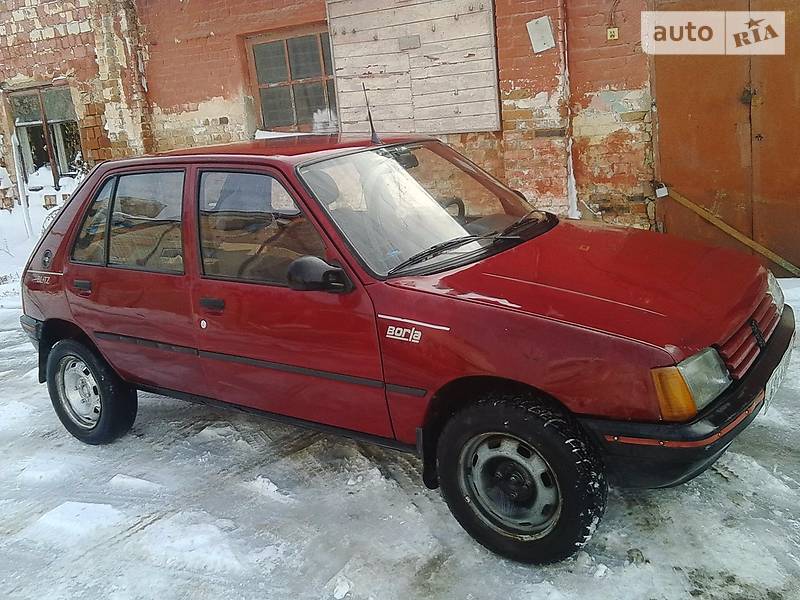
[326,0,500,134]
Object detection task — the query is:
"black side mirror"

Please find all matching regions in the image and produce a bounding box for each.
[286,256,353,293]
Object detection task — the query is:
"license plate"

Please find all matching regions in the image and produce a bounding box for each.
[764,335,795,413]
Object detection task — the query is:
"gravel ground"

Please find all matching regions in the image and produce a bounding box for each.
[0,288,798,600]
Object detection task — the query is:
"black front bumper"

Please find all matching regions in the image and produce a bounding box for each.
[579,305,795,489]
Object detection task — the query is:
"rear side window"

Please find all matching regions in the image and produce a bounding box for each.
[108,172,185,273]
[72,178,115,265]
[198,171,326,284]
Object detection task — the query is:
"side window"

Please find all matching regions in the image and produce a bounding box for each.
[108,172,185,274]
[198,171,326,284]
[72,178,115,264]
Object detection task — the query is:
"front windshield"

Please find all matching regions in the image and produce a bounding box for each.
[298,141,548,276]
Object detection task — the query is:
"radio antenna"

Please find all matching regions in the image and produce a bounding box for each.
[362,82,381,144]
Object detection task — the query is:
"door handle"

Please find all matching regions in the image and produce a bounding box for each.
[73,279,92,293]
[199,297,225,311]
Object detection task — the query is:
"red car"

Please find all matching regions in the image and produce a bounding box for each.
[20,135,795,564]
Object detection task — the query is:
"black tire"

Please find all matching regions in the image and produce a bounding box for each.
[437,390,607,564]
[46,339,137,444]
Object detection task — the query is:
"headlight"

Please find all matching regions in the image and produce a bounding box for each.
[651,348,732,421]
[767,271,785,315]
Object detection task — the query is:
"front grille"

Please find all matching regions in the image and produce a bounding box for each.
[718,293,780,379]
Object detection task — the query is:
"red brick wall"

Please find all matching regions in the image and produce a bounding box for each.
[494,0,569,211]
[139,0,326,109]
[137,0,327,150]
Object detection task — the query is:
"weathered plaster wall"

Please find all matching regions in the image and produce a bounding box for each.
[568,0,654,227]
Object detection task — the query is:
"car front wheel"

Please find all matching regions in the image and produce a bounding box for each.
[47,339,137,444]
[437,390,607,564]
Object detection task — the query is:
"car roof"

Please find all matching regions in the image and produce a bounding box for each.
[155,133,435,166]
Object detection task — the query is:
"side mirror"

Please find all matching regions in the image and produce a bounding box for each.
[286,256,353,294]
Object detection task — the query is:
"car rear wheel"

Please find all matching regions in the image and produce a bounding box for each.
[437,390,607,564]
[47,339,137,444]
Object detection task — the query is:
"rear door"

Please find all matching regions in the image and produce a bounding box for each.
[188,164,392,437]
[65,167,206,396]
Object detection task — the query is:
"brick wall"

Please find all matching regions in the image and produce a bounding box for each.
[136,0,327,151]
[568,0,654,227]
[494,0,571,214]
[431,0,653,228]
[0,0,653,227]
[0,0,151,187]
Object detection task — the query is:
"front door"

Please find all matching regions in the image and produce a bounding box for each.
[65,168,207,397]
[187,165,392,437]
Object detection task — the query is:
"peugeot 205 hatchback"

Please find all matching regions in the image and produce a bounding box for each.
[21,135,795,564]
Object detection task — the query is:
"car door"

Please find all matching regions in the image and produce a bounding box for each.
[65,167,207,397]
[188,165,393,437]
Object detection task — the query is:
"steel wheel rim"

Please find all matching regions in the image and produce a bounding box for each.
[56,355,101,429]
[458,433,562,539]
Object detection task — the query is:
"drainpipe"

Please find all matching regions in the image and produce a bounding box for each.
[558,0,581,219]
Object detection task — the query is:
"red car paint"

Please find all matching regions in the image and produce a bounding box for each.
[20,135,777,451]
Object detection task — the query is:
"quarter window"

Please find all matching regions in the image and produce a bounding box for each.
[198,171,326,284]
[108,172,185,273]
[71,178,115,265]
[248,31,337,132]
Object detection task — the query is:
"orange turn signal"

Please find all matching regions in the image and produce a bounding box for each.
[651,367,697,422]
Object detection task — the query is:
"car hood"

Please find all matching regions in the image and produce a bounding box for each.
[388,220,768,361]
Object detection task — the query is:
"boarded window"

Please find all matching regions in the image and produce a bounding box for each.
[108,172,185,274]
[198,171,326,284]
[71,178,115,265]
[326,0,500,134]
[248,31,337,132]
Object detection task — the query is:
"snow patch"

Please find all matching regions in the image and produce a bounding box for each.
[0,166,12,190]
[251,543,286,573]
[244,476,295,504]
[19,502,124,546]
[0,192,49,299]
[593,563,609,578]
[138,511,245,573]
[332,575,352,599]
[0,400,37,432]
[254,130,310,139]
[108,473,164,493]
[17,453,92,484]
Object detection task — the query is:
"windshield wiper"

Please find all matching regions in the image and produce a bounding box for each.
[387,232,518,276]
[496,209,542,238]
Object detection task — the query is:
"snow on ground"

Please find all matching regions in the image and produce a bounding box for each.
[0,293,796,599]
[0,203,798,598]
[0,188,61,309]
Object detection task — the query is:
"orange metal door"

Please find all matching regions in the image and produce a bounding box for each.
[654,1,798,275]
[751,0,800,274]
